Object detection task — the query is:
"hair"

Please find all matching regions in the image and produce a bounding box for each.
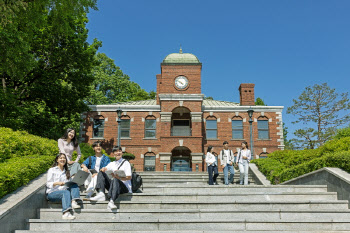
[92,141,102,148]
[241,141,249,149]
[61,128,78,148]
[223,141,229,145]
[112,146,122,152]
[207,146,213,153]
[52,153,70,180]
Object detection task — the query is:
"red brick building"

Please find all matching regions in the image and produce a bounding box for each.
[81,49,284,172]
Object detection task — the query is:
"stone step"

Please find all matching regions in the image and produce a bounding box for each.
[25,219,350,231]
[77,192,338,202]
[47,200,349,210]
[16,231,350,233]
[138,185,329,194]
[38,208,350,221]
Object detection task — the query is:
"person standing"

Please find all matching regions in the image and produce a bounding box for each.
[219,141,235,185]
[81,141,111,199]
[236,141,251,185]
[46,153,81,220]
[58,128,82,176]
[205,146,219,185]
[90,146,132,210]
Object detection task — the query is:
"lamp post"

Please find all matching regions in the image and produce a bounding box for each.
[116,107,122,147]
[247,107,254,157]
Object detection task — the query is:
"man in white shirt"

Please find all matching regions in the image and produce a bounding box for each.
[219,141,235,185]
[90,146,132,210]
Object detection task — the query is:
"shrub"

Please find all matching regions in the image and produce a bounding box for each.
[0,127,57,162]
[0,156,55,198]
[252,137,350,184]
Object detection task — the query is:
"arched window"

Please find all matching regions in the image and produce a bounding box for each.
[145,116,156,138]
[206,116,217,139]
[232,117,243,139]
[93,115,104,138]
[120,116,131,138]
[144,152,156,171]
[258,116,269,139]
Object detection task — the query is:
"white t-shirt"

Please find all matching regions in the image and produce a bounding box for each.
[95,156,102,172]
[105,158,132,193]
[224,149,231,164]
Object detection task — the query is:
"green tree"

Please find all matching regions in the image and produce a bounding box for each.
[333,125,350,140]
[85,53,155,105]
[287,83,350,147]
[255,97,266,106]
[282,123,295,150]
[204,96,214,100]
[0,0,100,139]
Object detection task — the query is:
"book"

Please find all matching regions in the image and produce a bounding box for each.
[105,169,126,178]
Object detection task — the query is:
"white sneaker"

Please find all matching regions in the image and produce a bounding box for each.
[83,191,94,200]
[71,200,81,209]
[107,201,118,210]
[89,192,106,201]
[62,212,76,220]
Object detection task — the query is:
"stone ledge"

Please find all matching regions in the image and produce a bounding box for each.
[282,167,350,208]
[249,163,271,186]
[0,172,48,232]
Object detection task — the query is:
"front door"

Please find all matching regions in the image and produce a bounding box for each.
[171,156,191,171]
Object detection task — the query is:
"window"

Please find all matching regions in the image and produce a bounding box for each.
[258,117,269,139]
[93,118,104,138]
[232,118,243,139]
[145,118,156,138]
[206,119,217,139]
[120,118,130,138]
[144,153,156,171]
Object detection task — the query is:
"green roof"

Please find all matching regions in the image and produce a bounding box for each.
[162,48,201,64]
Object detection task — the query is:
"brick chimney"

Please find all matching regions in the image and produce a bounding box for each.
[239,83,255,106]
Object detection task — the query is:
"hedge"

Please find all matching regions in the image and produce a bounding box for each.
[0,127,57,163]
[252,137,350,184]
[0,155,55,198]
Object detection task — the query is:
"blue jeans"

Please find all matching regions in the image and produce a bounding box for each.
[47,184,80,213]
[207,165,219,185]
[223,164,234,185]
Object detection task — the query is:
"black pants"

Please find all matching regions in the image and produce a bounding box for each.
[96,171,129,201]
[208,165,219,185]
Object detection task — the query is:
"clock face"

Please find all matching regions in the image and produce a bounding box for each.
[175,76,189,89]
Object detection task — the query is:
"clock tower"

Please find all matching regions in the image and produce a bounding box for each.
[156,48,204,172]
[156,48,202,103]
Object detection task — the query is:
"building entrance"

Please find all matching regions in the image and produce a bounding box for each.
[171,146,192,172]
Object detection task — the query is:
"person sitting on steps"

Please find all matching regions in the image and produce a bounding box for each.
[46,153,81,220]
[80,141,111,199]
[90,146,132,210]
[58,128,82,176]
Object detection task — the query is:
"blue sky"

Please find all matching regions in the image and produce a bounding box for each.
[86,0,350,140]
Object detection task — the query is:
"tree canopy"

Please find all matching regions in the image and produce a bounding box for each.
[85,53,155,105]
[0,0,101,139]
[255,97,266,106]
[287,83,350,148]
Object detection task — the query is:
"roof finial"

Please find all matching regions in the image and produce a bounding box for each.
[179,45,183,54]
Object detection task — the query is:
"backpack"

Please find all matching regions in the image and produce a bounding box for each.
[118,160,143,193]
[221,149,233,162]
[131,172,143,193]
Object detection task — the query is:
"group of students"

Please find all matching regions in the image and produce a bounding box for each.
[205,141,251,186]
[46,128,132,220]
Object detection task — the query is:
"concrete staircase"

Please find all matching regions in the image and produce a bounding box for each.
[15,172,350,232]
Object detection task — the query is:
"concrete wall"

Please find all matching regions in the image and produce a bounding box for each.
[282,167,350,208]
[0,173,47,233]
